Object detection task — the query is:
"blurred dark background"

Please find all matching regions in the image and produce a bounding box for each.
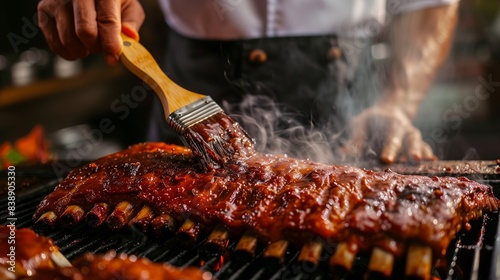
[0,0,167,161]
[0,0,499,162]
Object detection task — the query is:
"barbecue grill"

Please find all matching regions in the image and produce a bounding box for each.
[1,160,500,280]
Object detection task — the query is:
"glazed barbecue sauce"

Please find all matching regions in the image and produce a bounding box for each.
[182,112,255,170]
[34,143,500,260]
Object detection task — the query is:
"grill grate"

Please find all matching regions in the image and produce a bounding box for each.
[1,174,500,280]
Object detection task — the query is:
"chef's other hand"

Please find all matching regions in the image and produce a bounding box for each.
[341,105,437,164]
[38,0,145,64]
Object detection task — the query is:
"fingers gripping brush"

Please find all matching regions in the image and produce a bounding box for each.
[119,32,255,169]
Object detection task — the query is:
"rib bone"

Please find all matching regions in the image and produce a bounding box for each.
[50,251,72,267]
[297,240,323,267]
[263,240,289,265]
[329,242,358,271]
[129,205,155,232]
[368,247,394,278]
[86,203,109,227]
[106,201,136,230]
[234,231,258,260]
[150,214,177,235]
[60,205,85,227]
[33,211,58,232]
[205,224,230,254]
[177,219,200,244]
[405,244,432,280]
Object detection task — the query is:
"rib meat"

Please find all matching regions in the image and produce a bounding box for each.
[34,142,500,260]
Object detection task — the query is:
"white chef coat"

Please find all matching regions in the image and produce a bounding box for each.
[158,0,459,40]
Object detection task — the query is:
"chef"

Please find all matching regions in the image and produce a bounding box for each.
[36,0,459,164]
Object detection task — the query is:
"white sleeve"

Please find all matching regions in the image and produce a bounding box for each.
[387,0,460,15]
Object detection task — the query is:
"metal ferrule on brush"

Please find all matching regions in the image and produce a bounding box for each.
[167,96,223,134]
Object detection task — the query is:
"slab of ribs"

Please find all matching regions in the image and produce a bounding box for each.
[32,142,500,279]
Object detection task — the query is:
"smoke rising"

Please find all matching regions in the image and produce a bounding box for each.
[223,95,342,164]
[221,36,384,165]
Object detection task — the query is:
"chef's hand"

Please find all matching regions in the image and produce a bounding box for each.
[341,104,437,164]
[38,0,145,64]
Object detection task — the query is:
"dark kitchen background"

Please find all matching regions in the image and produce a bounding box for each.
[0,0,499,164]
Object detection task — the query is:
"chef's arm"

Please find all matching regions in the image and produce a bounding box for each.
[37,0,145,64]
[381,3,459,119]
[344,3,459,163]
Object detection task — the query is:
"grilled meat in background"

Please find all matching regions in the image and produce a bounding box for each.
[0,226,212,280]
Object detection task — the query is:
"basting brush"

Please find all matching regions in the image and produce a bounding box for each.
[119,30,255,169]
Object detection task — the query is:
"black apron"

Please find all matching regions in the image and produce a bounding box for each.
[147,28,372,156]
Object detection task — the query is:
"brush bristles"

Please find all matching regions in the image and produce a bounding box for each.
[182,113,255,170]
[167,96,255,170]
[167,96,223,134]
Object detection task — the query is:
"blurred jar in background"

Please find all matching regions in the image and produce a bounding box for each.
[10,48,52,86]
[53,56,82,79]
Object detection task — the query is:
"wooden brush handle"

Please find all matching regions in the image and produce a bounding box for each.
[119,33,205,115]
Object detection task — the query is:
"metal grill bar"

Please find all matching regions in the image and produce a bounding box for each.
[491,216,500,280]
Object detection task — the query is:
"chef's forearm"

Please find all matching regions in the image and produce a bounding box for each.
[380,3,459,119]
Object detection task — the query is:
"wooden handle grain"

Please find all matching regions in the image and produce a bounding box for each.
[119,33,205,115]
